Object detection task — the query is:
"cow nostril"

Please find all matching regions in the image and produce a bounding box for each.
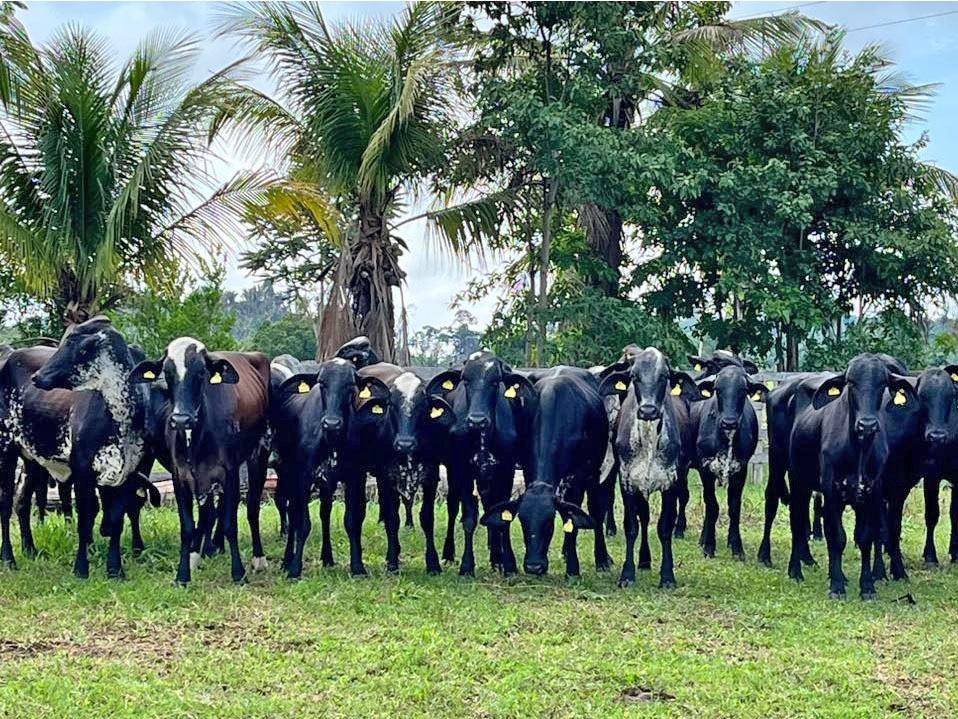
[927,430,948,444]
[856,418,879,436]
[638,404,660,421]
[322,417,344,431]
[467,413,490,428]
[394,438,416,453]
[524,561,548,576]
[720,418,738,430]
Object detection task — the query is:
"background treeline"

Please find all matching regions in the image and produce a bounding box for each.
[1,2,957,371]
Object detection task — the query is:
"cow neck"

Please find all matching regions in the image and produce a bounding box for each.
[85,349,141,433]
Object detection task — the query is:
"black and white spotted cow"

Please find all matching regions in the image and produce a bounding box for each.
[600,347,702,588]
[0,317,148,577]
[357,363,454,574]
[131,337,272,585]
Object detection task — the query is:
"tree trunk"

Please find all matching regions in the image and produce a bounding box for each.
[536,179,558,365]
[785,323,800,372]
[583,205,623,296]
[524,211,536,367]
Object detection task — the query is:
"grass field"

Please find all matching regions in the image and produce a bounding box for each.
[1,478,957,718]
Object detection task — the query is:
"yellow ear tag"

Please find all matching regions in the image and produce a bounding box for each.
[136,488,146,498]
[209,372,222,385]
[501,510,513,522]
[701,388,712,398]
[694,363,702,372]
[951,373,958,382]
[143,370,156,380]
[430,406,444,419]
[563,518,574,533]
[614,381,627,391]
[670,385,682,396]
[751,392,762,401]
[297,381,310,394]
[504,385,518,399]
[827,387,840,397]
[358,385,372,399]
[371,404,384,415]
[893,389,907,406]
[442,379,454,390]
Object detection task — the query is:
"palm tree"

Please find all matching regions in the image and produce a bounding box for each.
[218,1,498,362]
[0,18,269,325]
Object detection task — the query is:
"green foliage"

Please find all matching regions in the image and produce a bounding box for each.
[222,282,289,344]
[249,314,317,360]
[409,310,482,367]
[0,15,271,323]
[109,266,237,358]
[802,311,930,371]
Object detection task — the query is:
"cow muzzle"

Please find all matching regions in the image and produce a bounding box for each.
[523,559,548,576]
[169,413,195,431]
[638,404,661,422]
[720,417,739,432]
[393,436,416,454]
[855,417,879,440]
[321,416,344,435]
[926,428,948,446]
[467,413,491,431]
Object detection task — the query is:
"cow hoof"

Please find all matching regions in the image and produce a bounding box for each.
[351,566,369,577]
[74,569,89,580]
[232,574,248,586]
[660,579,677,590]
[174,579,190,588]
[732,552,746,562]
[22,545,37,559]
[132,546,145,559]
[702,550,716,559]
[426,566,442,576]
[458,567,475,578]
[860,590,878,601]
[251,556,269,572]
[386,565,400,575]
[673,529,685,539]
[618,578,634,588]
[758,555,773,568]
[2,558,16,571]
[924,560,940,570]
[108,569,127,581]
[286,573,302,583]
[596,561,613,573]
[828,590,846,601]
[189,552,201,572]
[638,561,651,571]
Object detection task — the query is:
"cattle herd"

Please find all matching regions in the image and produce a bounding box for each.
[0,316,956,601]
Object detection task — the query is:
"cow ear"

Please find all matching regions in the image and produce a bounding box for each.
[502,372,535,403]
[888,374,917,408]
[812,375,845,410]
[356,375,390,401]
[480,499,521,527]
[688,355,710,375]
[742,359,760,375]
[945,365,958,383]
[747,380,769,403]
[696,379,715,400]
[426,369,461,397]
[129,360,162,385]
[668,371,699,400]
[598,361,630,380]
[556,500,595,531]
[207,355,239,385]
[599,371,630,398]
[427,396,454,426]
[280,372,319,396]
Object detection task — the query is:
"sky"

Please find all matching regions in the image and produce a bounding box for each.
[16,1,958,332]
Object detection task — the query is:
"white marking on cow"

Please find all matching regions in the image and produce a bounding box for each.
[394,372,422,414]
[331,358,349,367]
[251,556,269,572]
[271,362,293,380]
[341,336,369,348]
[621,415,676,497]
[469,351,482,361]
[599,395,620,480]
[704,430,742,487]
[189,551,201,571]
[588,365,605,376]
[168,337,205,380]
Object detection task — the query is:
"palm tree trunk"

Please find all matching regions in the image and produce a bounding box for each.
[584,206,624,297]
[537,179,558,365]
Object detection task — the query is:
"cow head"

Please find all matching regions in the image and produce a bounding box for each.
[480,482,593,575]
[33,316,132,391]
[696,365,768,433]
[688,350,759,380]
[600,347,701,421]
[335,336,380,370]
[812,353,915,445]
[916,367,958,454]
[429,351,534,438]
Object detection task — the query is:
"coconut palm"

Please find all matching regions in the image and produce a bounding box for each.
[0,19,270,325]
[218,1,499,362]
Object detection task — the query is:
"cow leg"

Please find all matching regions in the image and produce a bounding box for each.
[246,451,268,572]
[674,475,690,539]
[587,483,613,571]
[658,486,679,588]
[871,497,888,582]
[811,492,824,541]
[823,496,847,599]
[886,494,907,581]
[923,479,941,565]
[727,474,746,560]
[318,484,334,567]
[173,481,196,585]
[459,489,479,577]
[564,524,581,578]
[18,462,45,558]
[604,478,617,537]
[618,489,638,587]
[787,486,811,581]
[636,491,651,570]
[0,449,17,568]
[196,496,216,558]
[286,486,309,580]
[128,498,145,557]
[494,467,518,576]
[344,474,368,576]
[73,478,97,579]
[380,478,402,573]
[59,479,74,523]
[855,504,878,600]
[212,497,226,555]
[948,483,958,563]
[442,482,459,564]
[421,467,441,575]
[758,470,780,568]
[403,492,415,530]
[223,469,246,584]
[34,474,47,524]
[100,484,128,580]
[700,473,719,558]
[798,491,817,565]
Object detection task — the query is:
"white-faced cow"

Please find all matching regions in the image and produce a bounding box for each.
[131,337,271,585]
[482,367,611,576]
[600,348,702,588]
[270,357,388,578]
[787,353,915,599]
[0,317,148,577]
[357,364,455,574]
[429,351,536,577]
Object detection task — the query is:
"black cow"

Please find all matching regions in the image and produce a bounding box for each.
[0,317,148,577]
[430,351,535,577]
[600,348,701,588]
[691,365,768,560]
[270,357,388,578]
[481,367,609,576]
[916,368,958,567]
[131,338,271,585]
[358,364,454,574]
[787,353,915,599]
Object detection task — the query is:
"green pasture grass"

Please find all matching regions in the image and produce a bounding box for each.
[1,476,957,718]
